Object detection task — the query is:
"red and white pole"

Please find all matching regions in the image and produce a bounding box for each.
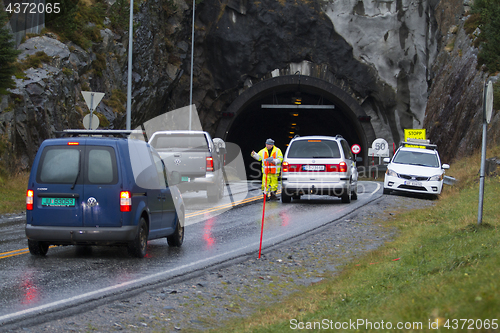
[258,170,269,259]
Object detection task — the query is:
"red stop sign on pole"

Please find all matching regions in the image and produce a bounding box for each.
[351,144,361,155]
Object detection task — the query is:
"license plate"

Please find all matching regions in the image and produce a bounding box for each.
[302,165,325,171]
[181,177,190,182]
[404,181,422,186]
[41,197,76,207]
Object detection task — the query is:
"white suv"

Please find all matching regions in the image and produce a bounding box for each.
[383,141,449,196]
[281,135,358,203]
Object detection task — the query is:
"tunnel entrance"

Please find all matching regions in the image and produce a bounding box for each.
[216,75,375,180]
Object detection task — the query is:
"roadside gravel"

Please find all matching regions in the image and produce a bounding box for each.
[14,194,434,333]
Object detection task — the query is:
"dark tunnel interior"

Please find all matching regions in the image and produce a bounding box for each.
[225,90,362,180]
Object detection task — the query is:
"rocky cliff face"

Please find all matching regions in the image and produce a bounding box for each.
[424,7,500,163]
[0,0,489,169]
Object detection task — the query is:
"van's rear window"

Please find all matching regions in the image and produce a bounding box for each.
[37,146,118,184]
[39,147,80,183]
[87,147,117,184]
[288,140,341,158]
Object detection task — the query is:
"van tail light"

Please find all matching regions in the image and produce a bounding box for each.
[206,156,214,172]
[282,161,289,172]
[26,190,34,210]
[120,191,132,212]
[339,162,347,173]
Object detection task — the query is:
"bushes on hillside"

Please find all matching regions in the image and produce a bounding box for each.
[0,3,21,96]
[468,0,500,73]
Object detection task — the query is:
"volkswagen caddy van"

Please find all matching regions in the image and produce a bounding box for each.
[25,130,185,258]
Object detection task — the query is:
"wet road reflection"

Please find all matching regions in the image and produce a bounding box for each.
[0,181,382,327]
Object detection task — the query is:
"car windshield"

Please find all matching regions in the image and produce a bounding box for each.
[288,140,341,158]
[150,134,208,151]
[393,150,439,167]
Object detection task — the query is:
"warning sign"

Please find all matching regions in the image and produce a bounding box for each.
[404,129,426,148]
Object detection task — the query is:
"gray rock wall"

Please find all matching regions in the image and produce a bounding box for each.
[0,0,485,170]
[322,0,441,145]
[424,13,500,163]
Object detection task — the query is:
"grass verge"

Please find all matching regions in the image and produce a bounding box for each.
[0,172,29,215]
[212,148,500,332]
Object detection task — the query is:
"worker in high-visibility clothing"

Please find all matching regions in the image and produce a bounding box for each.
[251,138,283,200]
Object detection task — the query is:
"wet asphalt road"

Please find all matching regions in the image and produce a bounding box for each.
[0,180,382,328]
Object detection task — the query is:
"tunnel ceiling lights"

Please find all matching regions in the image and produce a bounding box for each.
[261,105,336,109]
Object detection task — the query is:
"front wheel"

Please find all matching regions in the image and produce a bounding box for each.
[281,189,292,203]
[128,217,148,258]
[28,240,49,256]
[167,210,184,247]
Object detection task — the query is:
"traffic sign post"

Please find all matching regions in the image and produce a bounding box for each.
[81,91,105,130]
[351,144,361,162]
[478,80,494,225]
[368,138,389,165]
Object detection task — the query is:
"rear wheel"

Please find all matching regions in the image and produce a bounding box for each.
[128,217,148,258]
[351,184,358,200]
[207,175,224,203]
[28,240,49,256]
[341,188,351,203]
[167,210,184,247]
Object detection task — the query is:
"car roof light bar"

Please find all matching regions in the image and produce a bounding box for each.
[400,138,437,150]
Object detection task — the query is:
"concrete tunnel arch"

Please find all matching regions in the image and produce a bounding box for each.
[214,75,376,179]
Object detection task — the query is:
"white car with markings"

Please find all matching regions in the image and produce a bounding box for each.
[383,141,449,197]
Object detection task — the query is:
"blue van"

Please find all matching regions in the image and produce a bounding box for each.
[25,130,185,258]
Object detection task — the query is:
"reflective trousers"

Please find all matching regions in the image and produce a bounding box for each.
[262,173,279,193]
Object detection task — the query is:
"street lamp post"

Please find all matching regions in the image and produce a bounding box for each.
[126,0,134,130]
[189,0,195,131]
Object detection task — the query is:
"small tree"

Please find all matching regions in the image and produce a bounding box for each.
[472,0,500,73]
[0,3,21,95]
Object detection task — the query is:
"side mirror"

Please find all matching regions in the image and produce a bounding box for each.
[383,157,390,163]
[169,171,182,186]
[442,164,450,170]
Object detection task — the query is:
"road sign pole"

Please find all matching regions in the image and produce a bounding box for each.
[478,81,488,225]
[89,93,94,130]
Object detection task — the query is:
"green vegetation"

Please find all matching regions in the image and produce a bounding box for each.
[45,0,107,49]
[0,172,29,214]
[210,146,500,332]
[466,0,500,73]
[0,3,22,95]
[15,51,52,71]
[103,89,127,114]
[92,52,106,77]
[494,81,500,111]
[44,0,143,48]
[108,0,140,33]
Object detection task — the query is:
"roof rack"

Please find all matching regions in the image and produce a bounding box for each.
[55,130,136,138]
[400,138,437,150]
[335,134,344,139]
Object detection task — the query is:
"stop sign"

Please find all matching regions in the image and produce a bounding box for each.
[351,144,361,155]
